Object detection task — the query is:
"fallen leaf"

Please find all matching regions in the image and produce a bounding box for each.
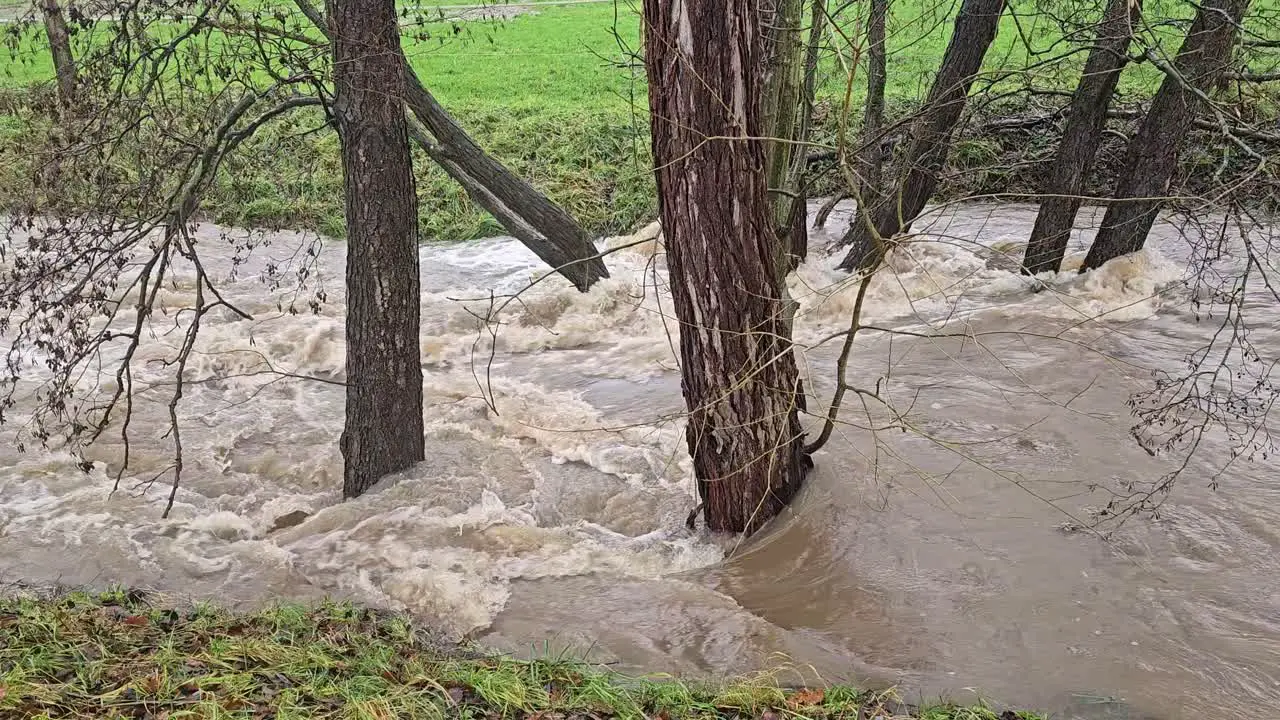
[787,688,825,708]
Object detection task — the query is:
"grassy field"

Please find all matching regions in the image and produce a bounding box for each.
[0,585,1045,720]
[0,1,1195,108]
[0,1,1276,239]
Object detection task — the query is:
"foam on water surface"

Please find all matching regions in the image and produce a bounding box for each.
[3,203,1276,719]
[0,204,1192,636]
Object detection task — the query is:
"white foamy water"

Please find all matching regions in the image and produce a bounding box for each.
[2,201,1278,720]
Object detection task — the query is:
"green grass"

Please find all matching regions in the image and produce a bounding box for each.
[0,585,1046,720]
[2,1,1210,107]
[0,1,1275,239]
[403,4,643,113]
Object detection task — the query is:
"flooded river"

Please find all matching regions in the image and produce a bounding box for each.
[2,201,1278,719]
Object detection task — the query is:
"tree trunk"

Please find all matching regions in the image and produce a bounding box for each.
[293,0,608,291]
[812,190,847,229]
[1022,0,1141,275]
[764,0,824,347]
[402,76,609,291]
[329,0,425,498]
[40,0,77,106]
[1080,0,1249,272]
[643,0,809,535]
[822,0,887,237]
[784,0,826,263]
[761,0,814,272]
[837,0,1006,272]
[853,0,889,215]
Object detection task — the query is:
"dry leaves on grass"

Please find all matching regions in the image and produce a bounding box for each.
[787,688,826,709]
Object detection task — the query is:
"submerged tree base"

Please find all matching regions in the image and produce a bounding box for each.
[0,584,1045,720]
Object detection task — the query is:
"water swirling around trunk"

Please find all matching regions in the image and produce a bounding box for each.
[1,200,1277,720]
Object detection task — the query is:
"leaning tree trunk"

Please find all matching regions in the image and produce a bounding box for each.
[401,76,608,290]
[644,0,809,535]
[293,0,607,291]
[1080,0,1249,272]
[40,0,77,106]
[329,0,425,498]
[1022,0,1142,275]
[838,0,1006,272]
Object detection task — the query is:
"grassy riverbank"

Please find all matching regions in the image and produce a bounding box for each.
[0,586,1042,720]
[0,2,1276,240]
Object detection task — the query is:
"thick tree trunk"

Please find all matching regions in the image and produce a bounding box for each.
[40,0,77,106]
[837,0,1005,272]
[294,0,607,291]
[1022,0,1141,275]
[329,0,425,498]
[761,0,812,271]
[644,0,808,535]
[1080,0,1249,272]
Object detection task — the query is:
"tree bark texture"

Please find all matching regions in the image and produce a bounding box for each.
[761,0,809,270]
[293,0,607,291]
[40,0,77,106]
[854,0,889,211]
[837,0,1006,272]
[1022,0,1141,275]
[1080,0,1249,272]
[329,0,426,498]
[643,0,808,535]
[401,75,609,291]
[782,0,826,264]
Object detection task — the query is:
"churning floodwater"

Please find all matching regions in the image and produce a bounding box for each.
[2,201,1278,720]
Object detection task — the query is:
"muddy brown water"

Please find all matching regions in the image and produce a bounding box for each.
[1,202,1277,719]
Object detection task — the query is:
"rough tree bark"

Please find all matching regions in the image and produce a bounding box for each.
[786,0,826,263]
[1022,0,1142,275]
[856,0,889,204]
[644,0,809,535]
[1080,0,1250,272]
[40,0,77,105]
[838,0,1006,272]
[761,0,810,270]
[329,0,425,498]
[827,0,890,240]
[294,0,607,291]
